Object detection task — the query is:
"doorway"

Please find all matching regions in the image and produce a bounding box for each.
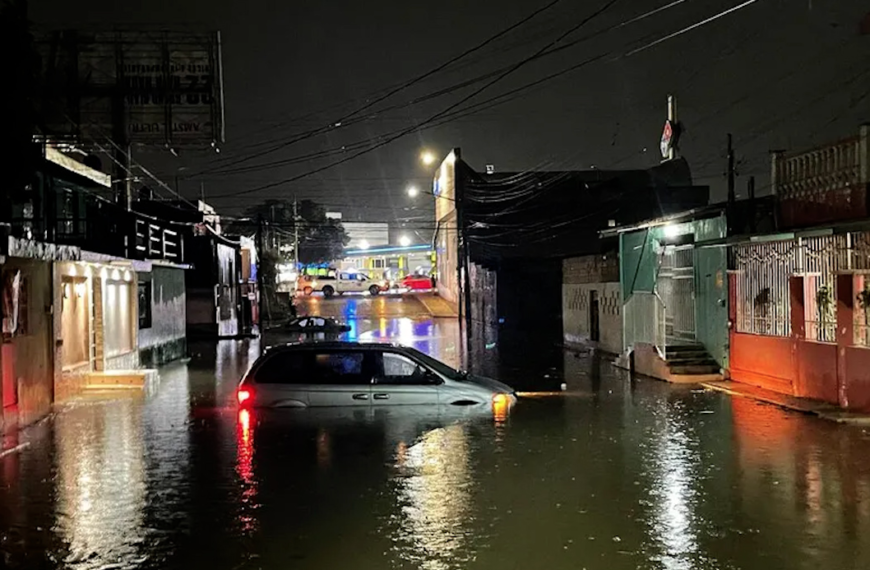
[589,290,600,343]
[61,277,91,369]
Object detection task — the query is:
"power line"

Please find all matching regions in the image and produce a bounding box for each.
[212,0,622,199]
[186,0,566,177]
[200,1,691,179]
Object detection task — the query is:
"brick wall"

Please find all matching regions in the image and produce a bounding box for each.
[563,254,619,284]
[562,282,622,354]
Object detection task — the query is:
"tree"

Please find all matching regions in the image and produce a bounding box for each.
[236,199,349,265]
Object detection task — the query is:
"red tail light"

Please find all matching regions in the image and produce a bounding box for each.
[237,388,253,405]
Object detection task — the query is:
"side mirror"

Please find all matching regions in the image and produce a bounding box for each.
[424,372,443,385]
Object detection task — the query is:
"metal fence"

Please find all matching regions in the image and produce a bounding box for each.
[623,291,666,358]
[733,232,870,340]
[657,245,696,342]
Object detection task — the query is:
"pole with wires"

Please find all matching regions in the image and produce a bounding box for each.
[455,158,474,371]
[256,213,266,342]
[293,196,300,273]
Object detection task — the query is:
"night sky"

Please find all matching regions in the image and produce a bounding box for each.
[31,0,870,227]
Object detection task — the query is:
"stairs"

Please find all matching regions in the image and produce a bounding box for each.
[664,344,721,376]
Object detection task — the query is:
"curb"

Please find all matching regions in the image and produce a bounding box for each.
[701,382,870,426]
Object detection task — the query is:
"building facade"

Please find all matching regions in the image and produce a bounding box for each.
[562,254,622,354]
[1,145,189,434]
[727,125,870,412]
[432,147,709,368]
[137,262,188,368]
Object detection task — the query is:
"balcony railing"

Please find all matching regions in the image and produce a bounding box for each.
[10,194,184,263]
[774,127,869,227]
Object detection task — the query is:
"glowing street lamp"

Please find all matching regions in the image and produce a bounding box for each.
[407,185,420,198]
[399,235,412,247]
[420,150,436,166]
[358,240,370,250]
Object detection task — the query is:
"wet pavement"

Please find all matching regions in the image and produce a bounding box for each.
[2,296,870,569]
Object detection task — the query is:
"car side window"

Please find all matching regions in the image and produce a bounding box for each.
[255,351,309,384]
[311,352,368,385]
[379,353,436,385]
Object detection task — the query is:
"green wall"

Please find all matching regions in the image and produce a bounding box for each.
[619,215,729,367]
[619,227,661,301]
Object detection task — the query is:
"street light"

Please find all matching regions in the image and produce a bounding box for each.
[420,150,436,166]
[399,235,412,247]
[407,185,419,198]
[358,240,370,250]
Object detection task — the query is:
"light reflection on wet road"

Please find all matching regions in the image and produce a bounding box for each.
[1,296,870,569]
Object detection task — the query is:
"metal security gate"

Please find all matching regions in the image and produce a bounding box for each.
[656,244,696,343]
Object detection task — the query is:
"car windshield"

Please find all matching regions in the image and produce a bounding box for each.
[404,347,464,380]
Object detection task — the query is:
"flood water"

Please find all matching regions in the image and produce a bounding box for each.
[2,296,870,569]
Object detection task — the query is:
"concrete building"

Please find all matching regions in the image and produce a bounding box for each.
[137,261,188,367]
[431,148,710,370]
[338,243,434,280]
[562,254,621,354]
[2,146,189,434]
[726,125,870,412]
[134,200,244,338]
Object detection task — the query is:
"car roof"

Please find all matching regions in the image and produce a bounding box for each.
[263,341,409,354]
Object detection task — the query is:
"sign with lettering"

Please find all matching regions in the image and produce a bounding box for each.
[39,30,225,148]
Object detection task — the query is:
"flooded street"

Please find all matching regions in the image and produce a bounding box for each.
[2,297,870,569]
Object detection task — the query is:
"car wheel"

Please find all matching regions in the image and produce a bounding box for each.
[322,286,335,298]
[303,287,313,296]
[369,285,381,296]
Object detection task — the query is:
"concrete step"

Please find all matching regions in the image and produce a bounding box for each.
[665,357,718,366]
[666,344,706,354]
[668,363,721,375]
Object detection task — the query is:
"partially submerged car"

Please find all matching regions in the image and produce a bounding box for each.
[236,341,517,412]
[284,316,351,334]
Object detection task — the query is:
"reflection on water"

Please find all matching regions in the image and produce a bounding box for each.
[3,307,870,569]
[391,424,474,570]
[643,405,700,570]
[54,402,147,568]
[235,409,258,535]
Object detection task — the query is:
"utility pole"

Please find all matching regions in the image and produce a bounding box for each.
[747,175,757,233]
[256,214,266,342]
[726,133,736,235]
[727,133,736,205]
[270,204,276,249]
[293,196,300,272]
[454,158,473,371]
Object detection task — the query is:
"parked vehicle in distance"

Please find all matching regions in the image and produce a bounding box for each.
[236,341,517,412]
[296,274,324,296]
[401,274,433,291]
[299,272,386,298]
[284,316,351,334]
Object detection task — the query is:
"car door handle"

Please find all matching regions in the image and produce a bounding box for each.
[352,393,369,400]
[373,393,390,400]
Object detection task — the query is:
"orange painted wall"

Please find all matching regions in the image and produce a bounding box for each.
[729,333,795,395]
[843,347,870,412]
[795,340,838,404]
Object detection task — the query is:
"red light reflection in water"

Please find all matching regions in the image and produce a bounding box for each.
[236,408,259,534]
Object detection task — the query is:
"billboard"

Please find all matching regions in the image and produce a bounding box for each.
[38,30,225,148]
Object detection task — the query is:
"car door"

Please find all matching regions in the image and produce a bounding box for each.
[251,350,310,407]
[355,274,370,293]
[370,351,443,405]
[306,350,374,407]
